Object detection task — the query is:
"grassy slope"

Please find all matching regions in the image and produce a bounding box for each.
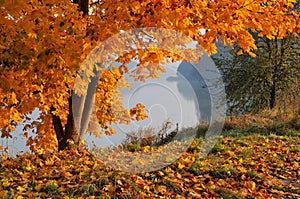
[0,114,299,198]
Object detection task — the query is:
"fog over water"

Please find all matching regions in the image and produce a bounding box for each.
[85,60,212,149]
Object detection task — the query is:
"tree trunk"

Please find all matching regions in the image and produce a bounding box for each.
[51,97,79,151]
[51,0,94,150]
[267,37,278,110]
[52,78,100,150]
[78,68,101,140]
[74,0,89,16]
[269,83,276,110]
[50,106,66,151]
[65,97,78,142]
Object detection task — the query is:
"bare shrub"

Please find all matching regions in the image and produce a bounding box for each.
[122,120,178,147]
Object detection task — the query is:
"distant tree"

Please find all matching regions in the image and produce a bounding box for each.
[214,33,299,114]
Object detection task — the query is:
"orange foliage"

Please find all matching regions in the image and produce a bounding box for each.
[0,0,299,151]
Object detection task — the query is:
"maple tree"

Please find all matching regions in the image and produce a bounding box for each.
[0,0,299,152]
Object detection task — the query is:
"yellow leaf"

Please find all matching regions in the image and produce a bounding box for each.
[178,162,184,169]
[62,171,73,178]
[245,181,256,191]
[36,149,44,155]
[28,32,37,39]
[217,179,226,186]
[143,185,150,191]
[157,171,164,176]
[156,185,167,193]
[165,167,173,173]
[226,150,235,157]
[176,173,182,179]
[117,179,123,185]
[10,107,23,122]
[83,42,89,50]
[141,146,150,152]
[11,92,18,104]
[2,180,10,187]
[248,51,256,57]
[238,166,247,173]
[45,157,54,166]
[277,175,286,179]
[241,174,246,180]
[17,186,26,192]
[34,184,43,192]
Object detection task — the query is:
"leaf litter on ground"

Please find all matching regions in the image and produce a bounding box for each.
[0,133,299,198]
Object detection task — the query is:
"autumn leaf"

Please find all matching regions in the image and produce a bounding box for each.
[17,186,26,193]
[34,184,43,192]
[0,0,298,152]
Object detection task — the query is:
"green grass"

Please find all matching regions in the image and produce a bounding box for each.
[42,183,59,195]
[209,167,237,179]
[272,185,300,195]
[214,188,240,199]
